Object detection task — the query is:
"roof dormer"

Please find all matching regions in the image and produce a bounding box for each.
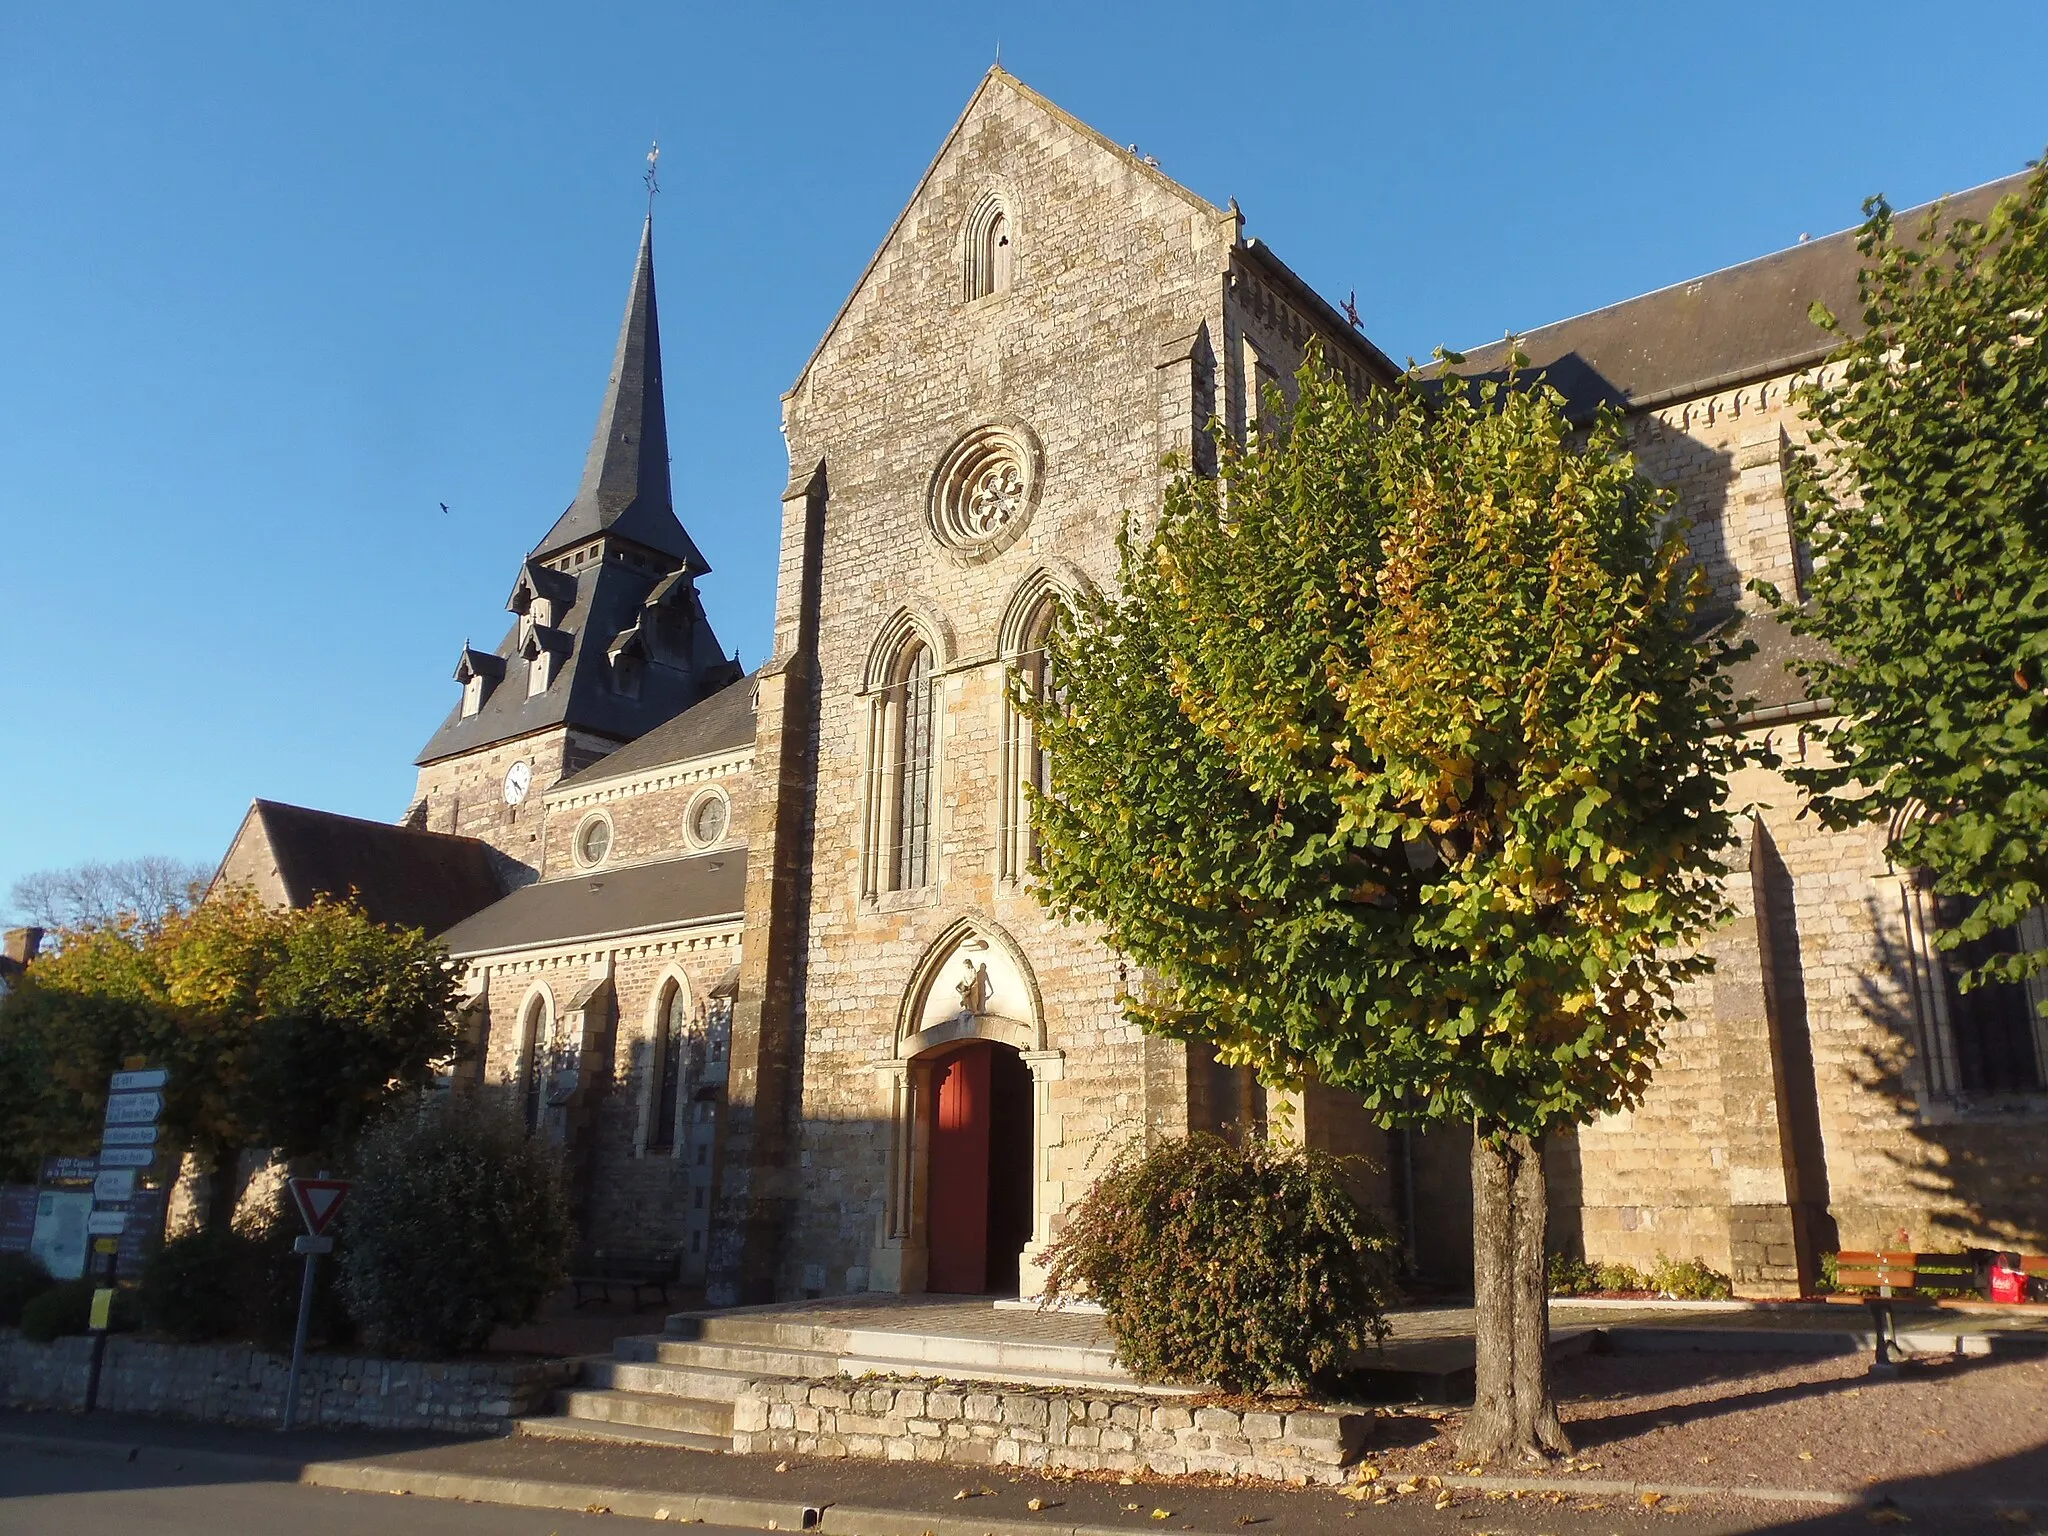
[518,622,568,696]
[606,623,648,699]
[507,559,577,630]
[453,645,506,718]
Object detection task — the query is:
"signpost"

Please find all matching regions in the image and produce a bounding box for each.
[83,1065,166,1412]
[281,1175,351,1432]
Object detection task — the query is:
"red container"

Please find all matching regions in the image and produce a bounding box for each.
[1989,1253,2028,1304]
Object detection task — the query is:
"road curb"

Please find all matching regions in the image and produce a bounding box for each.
[1431,1471,2048,1516]
[298,1459,821,1529]
[1435,1471,1856,1507]
[815,1508,1153,1536]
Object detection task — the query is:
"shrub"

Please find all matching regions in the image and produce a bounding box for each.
[0,1252,54,1326]
[1596,1260,1649,1293]
[19,1279,137,1342]
[1648,1253,1734,1301]
[1043,1133,1396,1394]
[1547,1253,1655,1296]
[338,1096,574,1355]
[139,1227,254,1342]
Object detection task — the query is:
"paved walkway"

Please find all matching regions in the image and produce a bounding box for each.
[691,1292,2048,1346]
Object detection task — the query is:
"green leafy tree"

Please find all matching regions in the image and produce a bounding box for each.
[1026,358,1744,1460]
[0,890,462,1221]
[1766,163,2048,997]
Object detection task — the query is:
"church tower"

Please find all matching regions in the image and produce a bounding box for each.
[406,220,740,878]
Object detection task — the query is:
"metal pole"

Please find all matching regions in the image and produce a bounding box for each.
[280,1251,318,1431]
[82,1241,119,1412]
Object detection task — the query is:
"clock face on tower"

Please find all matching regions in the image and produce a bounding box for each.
[503,760,533,805]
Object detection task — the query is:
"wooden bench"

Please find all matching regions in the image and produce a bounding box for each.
[568,1245,683,1309]
[1827,1250,2048,1369]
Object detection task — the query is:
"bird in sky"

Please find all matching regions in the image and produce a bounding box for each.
[439,502,450,514]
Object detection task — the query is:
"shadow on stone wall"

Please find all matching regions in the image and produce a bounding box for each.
[1838,893,2048,1249]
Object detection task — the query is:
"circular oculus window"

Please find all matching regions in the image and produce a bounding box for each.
[687,789,731,849]
[574,812,613,869]
[926,424,1041,563]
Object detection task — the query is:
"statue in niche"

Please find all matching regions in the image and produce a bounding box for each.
[951,956,992,1023]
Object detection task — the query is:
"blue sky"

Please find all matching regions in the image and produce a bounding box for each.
[2,2,2044,914]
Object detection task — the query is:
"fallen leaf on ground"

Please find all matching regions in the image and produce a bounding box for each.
[773,1462,789,1473]
[1395,1480,1419,1494]
[1151,1509,1173,1520]
[1123,1503,1141,1513]
[1641,1491,1664,1508]
[1798,1450,1815,1461]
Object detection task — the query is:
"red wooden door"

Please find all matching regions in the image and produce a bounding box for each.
[926,1043,992,1293]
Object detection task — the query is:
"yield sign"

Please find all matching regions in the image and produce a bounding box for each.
[289,1177,352,1237]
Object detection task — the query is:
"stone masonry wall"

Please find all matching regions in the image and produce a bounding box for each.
[769,73,1247,1297]
[733,1377,1370,1486]
[410,726,622,882]
[0,1331,575,1431]
[540,748,753,877]
[467,925,742,1260]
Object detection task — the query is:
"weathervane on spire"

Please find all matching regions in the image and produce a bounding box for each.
[644,140,661,211]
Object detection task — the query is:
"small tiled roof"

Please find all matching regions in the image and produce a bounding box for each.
[438,848,745,957]
[1450,172,2033,414]
[239,801,506,934]
[551,671,759,791]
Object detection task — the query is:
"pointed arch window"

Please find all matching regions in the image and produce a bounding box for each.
[999,578,1071,881]
[646,979,688,1152]
[894,644,937,890]
[964,195,1013,301]
[863,621,945,897]
[519,992,549,1135]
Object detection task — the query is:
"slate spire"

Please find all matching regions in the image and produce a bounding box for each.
[530,218,706,571]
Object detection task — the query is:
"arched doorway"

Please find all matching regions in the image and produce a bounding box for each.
[925,1039,1034,1294]
[869,917,1064,1297]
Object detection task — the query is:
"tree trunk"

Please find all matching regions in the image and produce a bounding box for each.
[201,1146,242,1233]
[1459,1128,1571,1463]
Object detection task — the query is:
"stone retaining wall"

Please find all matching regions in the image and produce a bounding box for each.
[0,1330,576,1431]
[733,1377,1371,1486]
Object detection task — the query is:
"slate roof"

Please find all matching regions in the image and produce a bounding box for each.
[232,801,506,934]
[415,221,738,767]
[532,219,707,571]
[551,671,759,793]
[1450,172,2033,416]
[438,848,746,957]
[1716,609,1836,718]
[414,556,736,765]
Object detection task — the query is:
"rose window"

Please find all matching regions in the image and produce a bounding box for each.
[928,424,1041,561]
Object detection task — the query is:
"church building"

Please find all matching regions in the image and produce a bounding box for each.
[220,69,2047,1302]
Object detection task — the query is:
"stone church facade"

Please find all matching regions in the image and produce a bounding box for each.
[222,69,2046,1302]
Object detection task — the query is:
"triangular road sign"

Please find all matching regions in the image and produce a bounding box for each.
[289,1177,352,1237]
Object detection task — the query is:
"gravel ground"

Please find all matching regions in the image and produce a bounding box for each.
[1367,1347,2048,1499]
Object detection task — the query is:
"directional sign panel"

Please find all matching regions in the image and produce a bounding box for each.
[93,1169,136,1204]
[95,1147,155,1169]
[86,1210,128,1237]
[289,1178,352,1237]
[100,1124,159,1148]
[109,1069,168,1093]
[103,1093,163,1126]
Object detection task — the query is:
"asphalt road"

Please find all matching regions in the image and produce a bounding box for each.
[0,1441,739,1536]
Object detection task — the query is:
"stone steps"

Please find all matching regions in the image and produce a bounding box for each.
[659,1311,1139,1388]
[515,1413,732,1453]
[553,1385,735,1438]
[526,1303,1163,1454]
